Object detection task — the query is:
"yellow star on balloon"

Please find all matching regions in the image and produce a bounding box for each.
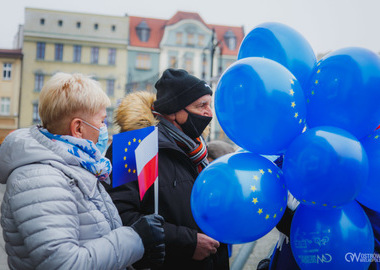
[267,169,272,174]
[294,112,299,118]
[251,185,257,192]
[289,89,294,96]
[128,141,131,145]
[258,208,263,215]
[252,197,258,204]
[273,214,277,218]
[133,138,136,142]
[291,102,296,108]
[265,214,270,220]
[253,175,259,181]
[259,169,265,174]
[125,148,128,152]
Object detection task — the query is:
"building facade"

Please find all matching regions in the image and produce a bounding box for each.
[18,8,129,133]
[127,11,244,140]
[0,49,23,144]
[15,8,244,140]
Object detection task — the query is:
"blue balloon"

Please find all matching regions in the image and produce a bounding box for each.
[191,152,287,244]
[238,22,317,91]
[283,126,368,207]
[305,47,380,140]
[291,202,374,270]
[356,129,380,211]
[215,57,306,155]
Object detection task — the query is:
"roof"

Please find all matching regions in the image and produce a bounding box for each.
[0,49,23,59]
[166,11,208,27]
[129,11,244,56]
[209,24,245,56]
[129,16,166,48]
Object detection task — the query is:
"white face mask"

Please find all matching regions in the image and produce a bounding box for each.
[81,119,109,154]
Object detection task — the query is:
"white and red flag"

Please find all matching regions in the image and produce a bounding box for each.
[135,126,158,201]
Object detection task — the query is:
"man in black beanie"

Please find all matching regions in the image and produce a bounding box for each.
[105,69,230,269]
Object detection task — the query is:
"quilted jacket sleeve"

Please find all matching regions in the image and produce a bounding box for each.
[3,164,144,270]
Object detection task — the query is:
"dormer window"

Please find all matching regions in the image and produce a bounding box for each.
[136,21,150,42]
[40,18,45,25]
[94,23,99,30]
[224,30,236,50]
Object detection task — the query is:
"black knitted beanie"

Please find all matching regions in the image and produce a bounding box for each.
[153,69,212,114]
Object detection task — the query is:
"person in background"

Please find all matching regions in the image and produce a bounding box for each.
[206,140,235,163]
[105,68,229,269]
[0,73,165,270]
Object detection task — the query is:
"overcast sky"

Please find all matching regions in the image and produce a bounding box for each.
[1,0,380,54]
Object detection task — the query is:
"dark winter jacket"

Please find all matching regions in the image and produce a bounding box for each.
[105,91,229,270]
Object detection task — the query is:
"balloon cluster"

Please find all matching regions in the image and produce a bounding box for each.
[191,22,380,269]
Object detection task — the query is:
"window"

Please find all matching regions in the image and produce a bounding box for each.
[186,34,195,46]
[33,103,40,123]
[3,63,12,80]
[0,97,10,115]
[201,54,208,79]
[58,20,63,27]
[224,30,237,50]
[107,79,115,96]
[76,22,81,28]
[106,108,113,128]
[91,47,99,64]
[55,44,63,61]
[176,33,183,45]
[36,42,45,60]
[198,35,205,47]
[108,48,116,65]
[136,21,150,42]
[136,54,151,70]
[34,74,44,92]
[184,57,193,73]
[111,25,116,32]
[94,23,98,30]
[40,18,45,25]
[169,56,178,69]
[73,45,82,63]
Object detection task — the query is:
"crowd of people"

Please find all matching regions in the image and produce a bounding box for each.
[0,68,378,270]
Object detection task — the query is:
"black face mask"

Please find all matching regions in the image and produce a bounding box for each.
[179,109,212,139]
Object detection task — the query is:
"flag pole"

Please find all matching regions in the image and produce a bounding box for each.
[154,178,158,214]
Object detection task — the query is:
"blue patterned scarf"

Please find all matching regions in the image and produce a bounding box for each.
[39,127,112,183]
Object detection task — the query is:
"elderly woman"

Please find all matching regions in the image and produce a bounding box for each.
[0,73,164,269]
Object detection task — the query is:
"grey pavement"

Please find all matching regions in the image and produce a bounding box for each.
[0,183,279,270]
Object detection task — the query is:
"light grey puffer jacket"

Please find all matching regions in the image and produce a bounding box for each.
[0,126,144,270]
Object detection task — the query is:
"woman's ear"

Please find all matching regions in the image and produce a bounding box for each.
[70,118,83,138]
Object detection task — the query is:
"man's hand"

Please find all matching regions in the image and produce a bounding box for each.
[192,233,220,260]
[131,214,165,266]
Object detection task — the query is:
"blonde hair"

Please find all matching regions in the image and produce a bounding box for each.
[39,72,111,132]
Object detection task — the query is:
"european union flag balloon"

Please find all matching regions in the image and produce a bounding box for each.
[305,47,380,140]
[238,22,316,91]
[291,202,374,270]
[356,129,380,212]
[283,126,368,207]
[191,152,287,244]
[215,57,306,155]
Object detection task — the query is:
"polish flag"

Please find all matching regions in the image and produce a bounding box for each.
[135,127,158,200]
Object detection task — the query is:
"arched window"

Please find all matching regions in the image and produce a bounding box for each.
[136,21,150,42]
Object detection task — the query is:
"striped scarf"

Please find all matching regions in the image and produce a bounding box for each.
[156,115,209,173]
